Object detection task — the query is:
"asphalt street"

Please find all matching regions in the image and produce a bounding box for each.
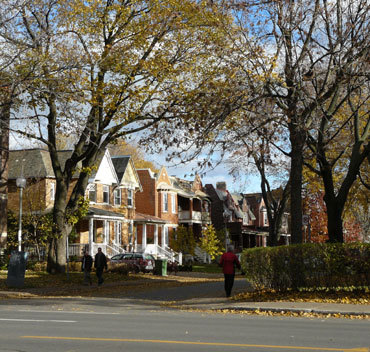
[0,277,369,352]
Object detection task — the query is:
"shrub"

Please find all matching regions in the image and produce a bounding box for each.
[28,261,47,272]
[241,243,370,292]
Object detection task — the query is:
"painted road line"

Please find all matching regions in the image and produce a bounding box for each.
[21,336,369,351]
[18,310,120,315]
[0,319,76,323]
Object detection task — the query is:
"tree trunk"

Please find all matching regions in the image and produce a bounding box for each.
[324,194,344,243]
[0,100,10,249]
[289,124,305,244]
[47,179,70,273]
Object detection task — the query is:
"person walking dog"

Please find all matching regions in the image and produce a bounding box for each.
[219,245,241,298]
[81,251,93,285]
[94,247,107,286]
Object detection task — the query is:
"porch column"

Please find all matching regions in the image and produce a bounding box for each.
[142,223,147,250]
[89,218,94,255]
[103,220,108,245]
[161,225,165,247]
[154,224,158,256]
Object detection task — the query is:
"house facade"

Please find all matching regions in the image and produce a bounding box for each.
[204,182,269,251]
[7,149,143,257]
[135,167,178,258]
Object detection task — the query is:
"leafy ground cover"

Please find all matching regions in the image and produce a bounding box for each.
[234,288,370,305]
[0,270,221,299]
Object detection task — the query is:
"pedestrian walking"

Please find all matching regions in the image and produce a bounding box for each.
[94,247,107,286]
[81,251,93,285]
[219,245,241,298]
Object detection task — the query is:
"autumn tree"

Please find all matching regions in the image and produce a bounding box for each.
[170,0,369,244]
[171,225,195,255]
[199,224,222,260]
[3,0,229,273]
[305,91,369,242]
[225,0,369,243]
[227,126,291,246]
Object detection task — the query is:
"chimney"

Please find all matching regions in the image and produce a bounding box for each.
[216,181,227,191]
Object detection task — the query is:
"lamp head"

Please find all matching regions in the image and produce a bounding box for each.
[16,177,27,188]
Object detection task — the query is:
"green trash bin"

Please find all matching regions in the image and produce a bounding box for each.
[154,259,167,276]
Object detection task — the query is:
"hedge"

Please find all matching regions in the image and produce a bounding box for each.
[241,243,370,291]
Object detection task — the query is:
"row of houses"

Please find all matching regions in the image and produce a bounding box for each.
[5,148,290,262]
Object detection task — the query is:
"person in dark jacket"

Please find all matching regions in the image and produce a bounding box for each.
[94,247,107,286]
[219,245,241,297]
[81,251,93,285]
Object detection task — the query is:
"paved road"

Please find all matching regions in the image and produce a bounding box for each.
[0,278,369,352]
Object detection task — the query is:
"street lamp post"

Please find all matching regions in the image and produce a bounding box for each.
[16,176,26,252]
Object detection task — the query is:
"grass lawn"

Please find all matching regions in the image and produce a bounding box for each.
[192,263,222,273]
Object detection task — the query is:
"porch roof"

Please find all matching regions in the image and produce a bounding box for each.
[87,207,126,220]
[241,229,269,236]
[134,212,169,224]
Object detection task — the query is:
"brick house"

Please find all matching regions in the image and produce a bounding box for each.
[170,174,212,240]
[8,148,141,257]
[204,182,268,251]
[135,167,177,258]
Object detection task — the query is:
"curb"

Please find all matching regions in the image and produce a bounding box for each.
[212,306,370,317]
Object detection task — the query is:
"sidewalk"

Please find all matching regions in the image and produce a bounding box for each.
[169,297,370,317]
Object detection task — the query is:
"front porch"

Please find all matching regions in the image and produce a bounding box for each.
[134,212,182,264]
[75,207,127,257]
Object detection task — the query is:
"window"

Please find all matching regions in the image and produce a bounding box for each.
[264,212,268,225]
[50,182,55,201]
[88,184,96,202]
[103,185,109,204]
[171,194,176,213]
[127,189,133,207]
[114,189,121,205]
[163,192,168,212]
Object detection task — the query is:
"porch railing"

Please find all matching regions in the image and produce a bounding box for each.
[144,244,182,264]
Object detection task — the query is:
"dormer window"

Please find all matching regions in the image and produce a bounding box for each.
[88,184,96,202]
[103,185,109,204]
[127,189,133,207]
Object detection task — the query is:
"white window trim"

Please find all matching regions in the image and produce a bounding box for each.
[87,183,97,203]
[103,185,109,204]
[171,194,176,213]
[127,189,133,208]
[114,189,121,206]
[50,182,55,201]
[163,192,168,213]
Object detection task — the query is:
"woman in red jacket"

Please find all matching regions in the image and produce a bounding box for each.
[219,245,241,297]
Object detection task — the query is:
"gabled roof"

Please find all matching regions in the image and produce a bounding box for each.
[111,156,130,181]
[8,149,76,179]
[88,149,118,185]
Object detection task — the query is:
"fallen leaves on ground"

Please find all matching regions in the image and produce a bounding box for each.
[0,270,221,299]
[233,289,370,305]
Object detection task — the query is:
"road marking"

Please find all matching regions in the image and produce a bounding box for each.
[0,319,76,323]
[21,336,368,351]
[18,310,119,315]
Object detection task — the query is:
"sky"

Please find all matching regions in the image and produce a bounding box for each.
[146,149,261,194]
